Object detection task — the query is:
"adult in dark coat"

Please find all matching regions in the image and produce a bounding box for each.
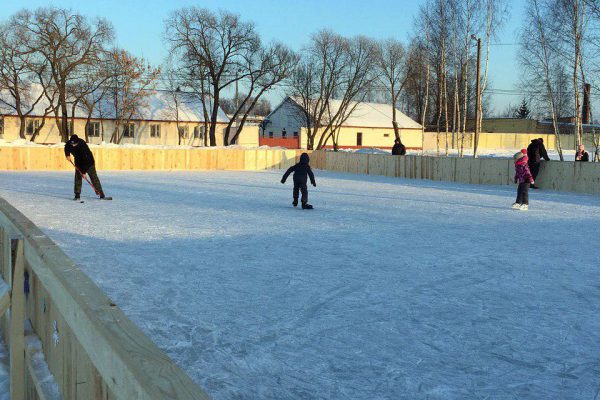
[64,135,105,199]
[281,153,316,209]
[392,139,406,155]
[575,144,589,162]
[526,138,550,189]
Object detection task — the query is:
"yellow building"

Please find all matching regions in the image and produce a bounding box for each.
[0,88,259,147]
[263,97,423,149]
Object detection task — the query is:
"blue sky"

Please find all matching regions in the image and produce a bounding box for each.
[2,0,525,113]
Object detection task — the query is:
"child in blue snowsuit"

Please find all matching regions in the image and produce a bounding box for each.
[281,153,316,209]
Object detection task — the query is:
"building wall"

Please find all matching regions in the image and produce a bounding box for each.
[0,115,259,147]
[299,127,423,149]
[262,98,303,139]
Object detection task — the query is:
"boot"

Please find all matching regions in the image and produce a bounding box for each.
[302,203,313,210]
[73,194,80,201]
[99,192,105,199]
[511,203,521,209]
[292,199,298,207]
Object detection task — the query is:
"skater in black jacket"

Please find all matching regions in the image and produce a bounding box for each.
[526,138,550,189]
[391,139,406,155]
[281,153,316,209]
[64,135,105,200]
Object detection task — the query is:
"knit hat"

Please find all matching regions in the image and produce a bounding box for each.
[69,135,79,144]
[513,151,525,160]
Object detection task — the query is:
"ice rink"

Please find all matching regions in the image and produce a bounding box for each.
[1,170,599,399]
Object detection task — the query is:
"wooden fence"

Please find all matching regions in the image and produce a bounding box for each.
[309,151,600,195]
[0,147,304,171]
[0,197,211,400]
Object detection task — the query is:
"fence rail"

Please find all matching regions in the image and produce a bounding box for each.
[309,151,600,195]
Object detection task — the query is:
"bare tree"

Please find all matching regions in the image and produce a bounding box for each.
[13,8,114,142]
[520,0,567,160]
[288,31,349,150]
[0,16,52,140]
[375,38,410,142]
[165,8,259,146]
[225,43,298,145]
[106,50,160,144]
[287,31,376,150]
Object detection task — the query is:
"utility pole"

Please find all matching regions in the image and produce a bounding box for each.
[472,35,481,158]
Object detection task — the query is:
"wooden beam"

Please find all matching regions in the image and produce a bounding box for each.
[10,237,25,400]
[0,279,9,316]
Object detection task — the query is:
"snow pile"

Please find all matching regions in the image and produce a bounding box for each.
[0,171,599,399]
[0,138,46,148]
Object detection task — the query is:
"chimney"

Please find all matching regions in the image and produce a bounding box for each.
[582,83,591,124]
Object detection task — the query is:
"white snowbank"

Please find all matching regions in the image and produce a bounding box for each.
[0,171,599,399]
[0,138,278,151]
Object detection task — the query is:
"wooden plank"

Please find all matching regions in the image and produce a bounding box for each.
[0,279,8,316]
[10,237,26,400]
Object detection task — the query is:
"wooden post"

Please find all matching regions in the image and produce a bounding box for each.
[473,37,482,159]
[10,236,25,400]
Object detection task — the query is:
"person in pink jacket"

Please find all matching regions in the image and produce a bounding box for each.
[513,149,534,210]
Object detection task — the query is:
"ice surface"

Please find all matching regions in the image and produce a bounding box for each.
[0,170,599,399]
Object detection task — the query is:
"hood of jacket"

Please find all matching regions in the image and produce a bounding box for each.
[300,153,310,164]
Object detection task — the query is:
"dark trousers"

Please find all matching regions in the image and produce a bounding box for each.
[529,162,541,180]
[293,182,308,204]
[516,182,529,205]
[74,165,104,195]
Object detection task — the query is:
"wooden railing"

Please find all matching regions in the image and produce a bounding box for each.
[0,197,211,400]
[308,151,600,195]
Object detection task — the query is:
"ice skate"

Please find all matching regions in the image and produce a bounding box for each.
[511,203,520,209]
[519,204,529,211]
[292,199,298,207]
[302,203,313,210]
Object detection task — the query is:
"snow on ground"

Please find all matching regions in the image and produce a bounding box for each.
[0,170,599,399]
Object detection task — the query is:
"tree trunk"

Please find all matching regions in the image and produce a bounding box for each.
[209,85,219,146]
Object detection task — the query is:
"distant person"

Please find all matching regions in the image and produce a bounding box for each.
[281,153,316,209]
[575,144,589,162]
[64,134,105,200]
[512,149,534,211]
[526,138,550,189]
[391,139,406,155]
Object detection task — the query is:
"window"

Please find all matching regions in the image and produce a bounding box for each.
[178,126,189,139]
[123,123,135,138]
[282,129,287,138]
[26,119,40,135]
[384,133,390,138]
[356,132,363,146]
[150,124,161,138]
[66,120,74,136]
[293,131,298,137]
[193,126,204,139]
[269,131,273,138]
[86,122,100,137]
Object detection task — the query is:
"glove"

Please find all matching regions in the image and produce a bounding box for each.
[312,183,316,187]
[514,179,517,184]
[531,180,535,185]
[280,179,285,184]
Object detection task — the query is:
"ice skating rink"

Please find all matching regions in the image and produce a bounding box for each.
[1,170,599,399]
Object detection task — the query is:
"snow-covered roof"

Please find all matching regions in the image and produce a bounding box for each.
[276,96,421,129]
[0,83,229,123]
